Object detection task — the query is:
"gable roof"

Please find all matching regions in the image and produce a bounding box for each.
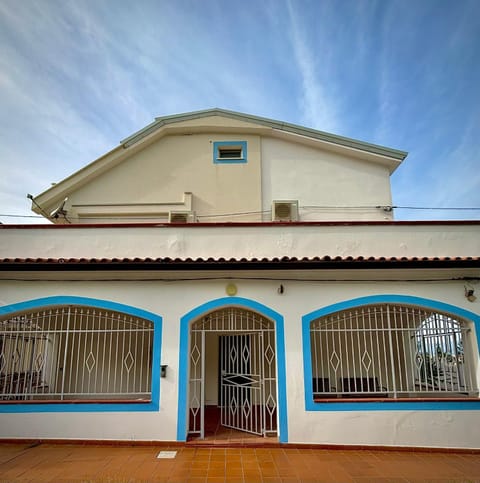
[32,108,408,216]
[121,108,408,160]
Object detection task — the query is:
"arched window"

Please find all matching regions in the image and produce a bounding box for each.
[310,304,478,400]
[0,305,154,402]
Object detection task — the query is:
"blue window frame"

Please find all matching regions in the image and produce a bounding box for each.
[302,295,480,412]
[213,141,247,164]
[0,296,162,413]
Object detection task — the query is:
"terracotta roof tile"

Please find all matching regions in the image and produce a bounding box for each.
[1,256,479,270]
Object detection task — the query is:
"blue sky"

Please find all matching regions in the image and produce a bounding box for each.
[0,0,479,223]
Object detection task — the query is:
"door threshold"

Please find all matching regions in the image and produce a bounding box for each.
[186,435,280,447]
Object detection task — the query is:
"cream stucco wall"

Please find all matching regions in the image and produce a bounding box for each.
[261,137,394,221]
[0,278,479,448]
[68,133,262,222]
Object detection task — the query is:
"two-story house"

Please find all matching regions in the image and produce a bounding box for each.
[0,109,479,449]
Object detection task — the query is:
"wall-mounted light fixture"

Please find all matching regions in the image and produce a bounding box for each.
[226,283,237,296]
[161,365,168,378]
[465,286,476,303]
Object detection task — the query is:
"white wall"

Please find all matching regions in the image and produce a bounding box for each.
[1,223,479,259]
[0,277,479,448]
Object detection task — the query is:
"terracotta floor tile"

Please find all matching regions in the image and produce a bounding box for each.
[226,454,242,461]
[1,442,480,483]
[277,468,298,477]
[194,452,211,460]
[224,477,244,483]
[190,467,208,476]
[207,467,225,477]
[243,468,262,476]
[226,466,243,475]
[241,454,258,464]
[240,448,257,454]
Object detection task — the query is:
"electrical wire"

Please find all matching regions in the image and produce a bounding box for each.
[26,194,52,220]
[0,214,44,218]
[0,276,477,283]
[1,204,480,221]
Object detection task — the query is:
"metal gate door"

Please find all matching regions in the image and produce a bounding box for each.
[220,334,263,435]
[188,308,277,439]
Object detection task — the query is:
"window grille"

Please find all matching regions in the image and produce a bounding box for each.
[0,306,154,402]
[219,148,242,159]
[310,304,478,399]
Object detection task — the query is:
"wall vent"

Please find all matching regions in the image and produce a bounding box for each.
[168,211,192,223]
[272,200,299,222]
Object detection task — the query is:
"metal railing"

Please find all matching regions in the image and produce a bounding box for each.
[310,304,478,399]
[0,306,153,401]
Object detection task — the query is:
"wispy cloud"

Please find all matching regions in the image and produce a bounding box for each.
[284,0,338,132]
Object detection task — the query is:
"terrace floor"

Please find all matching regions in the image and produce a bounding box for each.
[1,441,479,483]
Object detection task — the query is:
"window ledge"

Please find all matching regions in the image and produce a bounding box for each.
[0,399,152,405]
[313,397,479,403]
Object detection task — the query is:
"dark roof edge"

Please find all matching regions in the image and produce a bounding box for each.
[121,108,408,160]
[1,257,479,271]
[2,220,480,230]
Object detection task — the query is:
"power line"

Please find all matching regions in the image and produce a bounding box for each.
[394,206,480,211]
[0,214,43,218]
[1,205,480,221]
[26,193,52,220]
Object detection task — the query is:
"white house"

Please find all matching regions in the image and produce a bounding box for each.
[0,109,479,449]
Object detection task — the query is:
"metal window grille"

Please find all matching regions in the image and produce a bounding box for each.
[0,305,153,401]
[310,304,478,399]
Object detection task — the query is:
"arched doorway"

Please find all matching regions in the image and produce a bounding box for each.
[188,307,277,439]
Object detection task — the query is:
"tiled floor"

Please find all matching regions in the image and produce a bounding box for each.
[0,441,479,483]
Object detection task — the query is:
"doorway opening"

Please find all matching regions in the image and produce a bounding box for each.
[187,308,278,442]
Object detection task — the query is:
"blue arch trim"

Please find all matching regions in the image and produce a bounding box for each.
[0,296,162,413]
[177,297,288,443]
[302,295,480,412]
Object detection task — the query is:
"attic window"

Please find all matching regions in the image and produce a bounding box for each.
[213,141,247,164]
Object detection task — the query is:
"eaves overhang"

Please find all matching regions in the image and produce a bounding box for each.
[1,256,479,272]
[121,108,408,161]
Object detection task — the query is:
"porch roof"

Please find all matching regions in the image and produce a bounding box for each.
[1,255,479,271]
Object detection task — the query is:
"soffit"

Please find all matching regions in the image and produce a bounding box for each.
[0,256,478,282]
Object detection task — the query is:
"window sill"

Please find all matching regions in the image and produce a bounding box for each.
[0,398,152,405]
[313,397,478,403]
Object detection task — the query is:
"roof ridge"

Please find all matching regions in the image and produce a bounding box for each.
[121,108,407,160]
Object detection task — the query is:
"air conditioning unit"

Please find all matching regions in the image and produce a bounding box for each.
[272,200,299,222]
[168,211,192,223]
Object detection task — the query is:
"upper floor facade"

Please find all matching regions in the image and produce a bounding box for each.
[31,109,407,224]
